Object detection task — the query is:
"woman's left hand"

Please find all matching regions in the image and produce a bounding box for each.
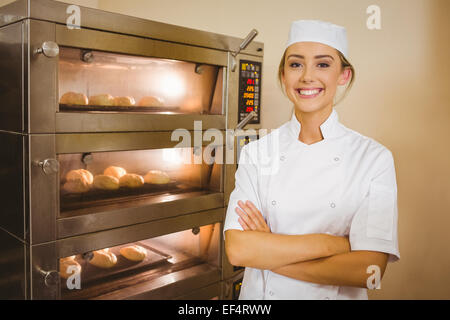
[236,200,271,233]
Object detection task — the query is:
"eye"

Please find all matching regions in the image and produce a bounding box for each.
[318,63,330,68]
[289,62,302,68]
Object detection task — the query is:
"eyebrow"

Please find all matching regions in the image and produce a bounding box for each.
[287,54,334,60]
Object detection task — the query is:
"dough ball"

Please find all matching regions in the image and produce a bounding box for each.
[60,92,88,105]
[63,178,91,193]
[144,170,170,184]
[103,166,127,179]
[60,255,76,262]
[60,259,82,279]
[89,94,114,106]
[66,169,94,184]
[119,174,144,188]
[93,175,120,190]
[88,250,117,269]
[138,96,164,107]
[113,96,135,107]
[120,245,147,262]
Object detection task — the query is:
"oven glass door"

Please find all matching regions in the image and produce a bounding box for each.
[58,146,222,217]
[59,223,221,300]
[58,47,223,115]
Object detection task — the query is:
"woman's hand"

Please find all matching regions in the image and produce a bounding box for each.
[235,200,271,233]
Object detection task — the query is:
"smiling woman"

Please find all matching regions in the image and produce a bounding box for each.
[278,49,355,106]
[224,20,400,300]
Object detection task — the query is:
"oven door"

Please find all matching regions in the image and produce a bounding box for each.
[31,212,223,300]
[29,131,224,244]
[20,19,229,134]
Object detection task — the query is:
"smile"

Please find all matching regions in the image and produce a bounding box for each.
[296,88,323,98]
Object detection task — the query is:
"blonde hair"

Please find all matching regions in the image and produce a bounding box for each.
[277,49,355,106]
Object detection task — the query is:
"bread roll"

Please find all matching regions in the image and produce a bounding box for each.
[103,166,127,179]
[89,94,114,106]
[66,169,94,185]
[120,245,147,262]
[60,259,82,279]
[113,96,135,107]
[60,255,76,262]
[64,169,93,193]
[63,179,91,193]
[88,250,117,269]
[138,96,163,107]
[60,92,88,105]
[93,175,120,190]
[144,170,170,184]
[119,174,144,188]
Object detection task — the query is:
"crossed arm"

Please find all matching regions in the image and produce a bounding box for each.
[225,200,388,288]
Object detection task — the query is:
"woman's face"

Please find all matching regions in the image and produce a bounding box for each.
[281,42,351,114]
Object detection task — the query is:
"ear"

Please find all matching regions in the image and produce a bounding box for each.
[338,67,352,86]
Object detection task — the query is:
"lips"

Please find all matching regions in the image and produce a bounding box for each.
[296,88,323,98]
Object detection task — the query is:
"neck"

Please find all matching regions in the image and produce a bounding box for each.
[294,106,333,145]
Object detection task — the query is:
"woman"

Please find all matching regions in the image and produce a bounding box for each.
[224,20,400,300]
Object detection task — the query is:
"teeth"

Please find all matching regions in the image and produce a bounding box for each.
[299,89,321,95]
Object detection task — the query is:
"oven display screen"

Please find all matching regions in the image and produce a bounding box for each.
[238,60,261,124]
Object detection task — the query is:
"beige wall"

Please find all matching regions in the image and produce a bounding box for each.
[0,0,448,299]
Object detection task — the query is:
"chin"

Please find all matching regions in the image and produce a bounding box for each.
[293,103,329,114]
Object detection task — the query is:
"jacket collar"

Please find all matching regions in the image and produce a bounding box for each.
[288,108,340,140]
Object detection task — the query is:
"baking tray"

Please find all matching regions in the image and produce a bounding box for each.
[60,180,179,210]
[59,103,182,113]
[63,242,172,286]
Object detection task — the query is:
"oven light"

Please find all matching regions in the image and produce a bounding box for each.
[160,73,186,99]
[162,148,183,165]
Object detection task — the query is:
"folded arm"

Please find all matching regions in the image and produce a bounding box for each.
[227,200,388,288]
[272,250,388,288]
[225,229,350,270]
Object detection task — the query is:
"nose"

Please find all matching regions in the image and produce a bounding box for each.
[300,66,314,83]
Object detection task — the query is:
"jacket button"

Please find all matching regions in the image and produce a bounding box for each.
[330,202,336,208]
[280,156,285,161]
[269,291,274,296]
[272,200,277,206]
[334,157,340,162]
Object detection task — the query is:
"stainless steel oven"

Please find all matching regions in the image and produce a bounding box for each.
[0,0,263,299]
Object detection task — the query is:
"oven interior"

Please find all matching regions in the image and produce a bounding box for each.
[58,147,223,216]
[59,222,220,300]
[58,47,223,115]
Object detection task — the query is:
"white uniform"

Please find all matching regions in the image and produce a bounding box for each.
[223,108,400,300]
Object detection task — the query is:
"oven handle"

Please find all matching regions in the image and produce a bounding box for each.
[34,41,60,58]
[227,111,257,151]
[230,29,259,72]
[34,158,60,175]
[236,111,257,130]
[35,266,60,288]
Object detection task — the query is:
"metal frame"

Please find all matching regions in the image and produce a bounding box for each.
[0,0,264,57]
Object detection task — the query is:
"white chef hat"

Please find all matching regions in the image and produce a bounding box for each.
[286,20,348,58]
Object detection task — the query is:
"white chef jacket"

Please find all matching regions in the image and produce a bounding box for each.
[223,108,400,300]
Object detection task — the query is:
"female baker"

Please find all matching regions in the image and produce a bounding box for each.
[224,20,400,300]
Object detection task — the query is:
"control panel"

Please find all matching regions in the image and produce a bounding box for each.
[238,60,261,124]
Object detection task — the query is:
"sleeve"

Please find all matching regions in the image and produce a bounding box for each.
[349,149,400,263]
[223,144,264,240]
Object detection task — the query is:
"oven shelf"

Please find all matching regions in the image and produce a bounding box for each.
[60,180,182,212]
[59,103,185,114]
[62,255,219,300]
